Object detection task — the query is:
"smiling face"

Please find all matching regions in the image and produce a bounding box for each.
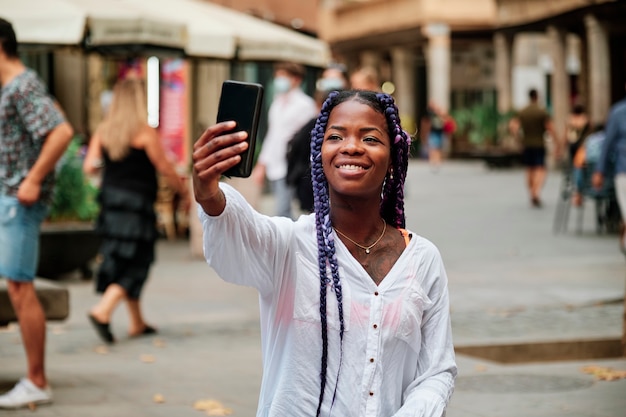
[321,99,392,200]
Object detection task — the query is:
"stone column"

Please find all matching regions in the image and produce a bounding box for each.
[547,25,570,142]
[86,54,106,135]
[189,60,231,258]
[53,49,87,135]
[494,32,514,115]
[390,47,417,132]
[578,33,589,109]
[423,23,450,112]
[585,14,611,125]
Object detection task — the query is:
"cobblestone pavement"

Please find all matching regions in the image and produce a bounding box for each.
[1,160,625,417]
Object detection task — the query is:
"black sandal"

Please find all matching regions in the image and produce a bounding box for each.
[88,314,115,344]
[130,325,158,338]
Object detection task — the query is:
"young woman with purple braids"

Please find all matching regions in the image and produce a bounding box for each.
[192,90,456,416]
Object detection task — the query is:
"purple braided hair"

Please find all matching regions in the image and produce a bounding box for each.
[309,90,410,416]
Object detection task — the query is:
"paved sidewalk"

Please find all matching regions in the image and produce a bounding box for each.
[1,160,625,416]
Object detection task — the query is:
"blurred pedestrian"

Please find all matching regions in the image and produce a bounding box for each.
[516,89,557,208]
[592,85,626,252]
[192,90,456,416]
[251,62,318,218]
[562,103,590,163]
[286,64,348,213]
[0,18,74,409]
[571,124,605,207]
[315,62,348,93]
[421,101,452,171]
[349,65,381,92]
[83,79,189,344]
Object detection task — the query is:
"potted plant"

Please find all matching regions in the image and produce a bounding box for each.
[37,137,101,279]
[450,105,520,167]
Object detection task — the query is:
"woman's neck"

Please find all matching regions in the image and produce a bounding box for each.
[330,206,384,241]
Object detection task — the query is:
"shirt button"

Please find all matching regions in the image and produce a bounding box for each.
[369,358,374,363]
[373,324,378,329]
[369,391,374,396]
[374,291,379,296]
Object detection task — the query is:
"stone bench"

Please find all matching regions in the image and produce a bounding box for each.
[0,278,69,327]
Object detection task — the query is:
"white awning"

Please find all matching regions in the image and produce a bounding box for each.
[76,0,187,50]
[124,0,330,65]
[0,0,330,65]
[1,0,188,50]
[190,0,331,67]
[0,0,86,45]
[125,0,236,59]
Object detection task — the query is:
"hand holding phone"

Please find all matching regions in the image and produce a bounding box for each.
[216,80,264,178]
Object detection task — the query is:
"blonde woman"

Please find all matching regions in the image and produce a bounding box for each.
[83,78,188,344]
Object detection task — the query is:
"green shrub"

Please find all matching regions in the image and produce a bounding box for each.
[451,105,516,147]
[48,137,99,222]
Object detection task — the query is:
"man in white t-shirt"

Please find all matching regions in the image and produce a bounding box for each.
[252,62,317,218]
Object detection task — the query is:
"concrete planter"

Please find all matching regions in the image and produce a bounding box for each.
[37,222,101,280]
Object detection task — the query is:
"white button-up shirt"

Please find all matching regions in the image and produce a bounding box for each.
[257,88,318,181]
[200,184,456,417]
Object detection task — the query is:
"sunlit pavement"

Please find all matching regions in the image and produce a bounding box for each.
[1,159,625,416]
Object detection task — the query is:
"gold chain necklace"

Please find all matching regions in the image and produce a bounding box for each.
[334,219,386,254]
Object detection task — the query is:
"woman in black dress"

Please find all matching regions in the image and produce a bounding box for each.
[83,78,188,344]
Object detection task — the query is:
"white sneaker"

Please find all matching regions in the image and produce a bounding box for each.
[0,378,52,409]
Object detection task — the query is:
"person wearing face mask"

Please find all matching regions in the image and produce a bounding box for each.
[251,62,318,218]
[316,63,348,93]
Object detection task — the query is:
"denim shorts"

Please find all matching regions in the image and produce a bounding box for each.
[428,131,444,150]
[0,195,48,281]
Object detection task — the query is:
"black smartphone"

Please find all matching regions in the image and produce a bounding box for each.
[216,80,264,178]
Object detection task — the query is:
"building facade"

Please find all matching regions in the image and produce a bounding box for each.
[203,0,319,34]
[494,0,626,137]
[318,0,626,151]
[317,0,497,151]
